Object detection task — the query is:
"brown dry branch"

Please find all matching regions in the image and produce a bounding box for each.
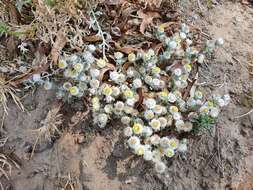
[30,102,63,157]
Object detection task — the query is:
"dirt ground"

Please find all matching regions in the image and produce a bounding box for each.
[1,1,253,190]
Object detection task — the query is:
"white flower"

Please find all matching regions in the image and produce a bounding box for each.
[217,98,225,107]
[195,91,203,99]
[105,95,114,103]
[98,113,108,126]
[83,51,95,64]
[110,71,119,81]
[44,81,53,90]
[90,79,100,88]
[186,39,192,46]
[117,73,126,83]
[168,41,177,49]
[96,59,107,68]
[133,78,142,88]
[175,120,184,130]
[144,110,155,120]
[174,68,182,76]
[153,105,163,115]
[152,78,161,86]
[69,86,80,96]
[128,53,136,62]
[90,68,100,78]
[115,101,125,111]
[155,161,166,173]
[223,94,231,105]
[104,104,113,114]
[160,137,170,148]
[58,59,67,69]
[150,135,160,145]
[123,127,133,137]
[159,117,167,128]
[114,52,124,59]
[210,107,220,117]
[180,32,187,39]
[178,143,187,153]
[182,122,193,132]
[127,136,140,149]
[142,127,153,137]
[127,67,135,77]
[216,38,224,46]
[198,54,205,64]
[173,112,181,120]
[144,98,156,109]
[32,74,41,82]
[150,119,161,131]
[165,148,175,158]
[121,116,131,125]
[143,150,153,161]
[126,98,136,107]
[87,44,96,52]
[134,145,145,156]
[169,106,179,113]
[144,75,153,84]
[112,86,120,96]
[168,93,177,103]
[73,63,84,72]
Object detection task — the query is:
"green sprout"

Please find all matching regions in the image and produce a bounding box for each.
[193,114,217,133]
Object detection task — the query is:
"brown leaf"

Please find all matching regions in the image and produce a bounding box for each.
[3,0,21,24]
[105,0,126,5]
[6,36,19,58]
[135,88,144,109]
[51,30,67,65]
[98,63,116,81]
[137,10,160,34]
[83,35,102,42]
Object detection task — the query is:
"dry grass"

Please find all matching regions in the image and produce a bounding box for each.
[0,137,20,189]
[31,103,63,157]
[0,76,24,131]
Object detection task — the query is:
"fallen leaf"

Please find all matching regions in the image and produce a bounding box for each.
[105,0,126,5]
[83,34,102,42]
[98,63,116,81]
[51,30,67,64]
[137,10,160,34]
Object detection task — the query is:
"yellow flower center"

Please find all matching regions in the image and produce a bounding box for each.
[74,63,83,72]
[169,140,178,149]
[166,149,175,158]
[103,86,112,96]
[152,67,161,74]
[208,101,214,107]
[97,59,107,68]
[151,120,160,129]
[184,64,192,72]
[69,86,79,95]
[124,90,134,98]
[133,123,142,134]
[58,60,67,69]
[128,53,136,62]
[170,106,179,113]
[136,147,145,156]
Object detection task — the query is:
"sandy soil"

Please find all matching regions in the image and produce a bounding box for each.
[1,1,253,190]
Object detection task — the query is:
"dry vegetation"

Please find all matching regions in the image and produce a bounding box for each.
[0,0,252,189]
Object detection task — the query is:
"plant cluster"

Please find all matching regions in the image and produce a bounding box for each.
[28,23,230,173]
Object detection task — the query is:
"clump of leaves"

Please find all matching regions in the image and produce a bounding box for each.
[193,114,217,133]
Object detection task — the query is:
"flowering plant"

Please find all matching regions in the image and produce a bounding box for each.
[28,23,229,173]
